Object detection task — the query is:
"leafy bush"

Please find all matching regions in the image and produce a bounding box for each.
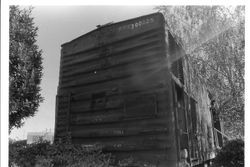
[9,136,157,167]
[9,140,112,167]
[117,157,156,167]
[212,139,244,167]
[9,139,28,166]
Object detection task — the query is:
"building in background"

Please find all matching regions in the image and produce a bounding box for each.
[27,130,54,144]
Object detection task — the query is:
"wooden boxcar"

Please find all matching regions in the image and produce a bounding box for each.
[55,13,222,167]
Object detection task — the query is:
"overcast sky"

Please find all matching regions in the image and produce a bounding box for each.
[10,6,156,140]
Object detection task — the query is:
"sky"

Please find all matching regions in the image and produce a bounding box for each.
[9,6,156,140]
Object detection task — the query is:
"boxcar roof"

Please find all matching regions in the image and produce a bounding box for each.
[61,12,164,48]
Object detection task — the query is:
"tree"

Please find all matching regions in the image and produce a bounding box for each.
[155,6,244,138]
[9,6,43,131]
[212,139,244,167]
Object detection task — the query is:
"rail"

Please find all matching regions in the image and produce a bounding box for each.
[213,127,231,140]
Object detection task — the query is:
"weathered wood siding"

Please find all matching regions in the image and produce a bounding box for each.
[55,13,178,166]
[182,55,215,162]
[167,31,215,166]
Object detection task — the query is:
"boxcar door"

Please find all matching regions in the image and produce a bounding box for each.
[188,97,200,165]
[172,83,189,162]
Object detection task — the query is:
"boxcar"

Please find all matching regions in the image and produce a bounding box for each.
[55,13,222,167]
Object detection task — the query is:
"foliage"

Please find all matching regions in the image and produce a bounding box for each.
[212,139,244,167]
[9,137,157,167]
[9,139,27,166]
[117,157,156,167]
[9,140,50,167]
[9,6,43,131]
[155,6,244,138]
[9,140,113,167]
